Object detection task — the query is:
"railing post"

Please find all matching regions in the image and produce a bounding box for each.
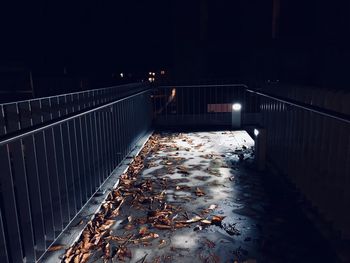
[231,102,242,129]
[254,128,267,171]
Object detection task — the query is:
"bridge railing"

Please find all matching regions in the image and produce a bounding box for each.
[152,84,259,128]
[247,88,350,239]
[0,83,148,138]
[0,88,152,262]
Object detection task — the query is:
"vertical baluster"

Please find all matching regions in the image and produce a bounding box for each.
[61,122,77,219]
[84,115,94,197]
[44,128,63,235]
[0,145,24,262]
[69,119,83,210]
[8,139,36,261]
[76,117,88,204]
[53,124,70,225]
[34,131,55,244]
[0,208,9,262]
[0,105,6,136]
[22,134,46,257]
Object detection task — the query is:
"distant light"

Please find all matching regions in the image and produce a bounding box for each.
[232,103,242,111]
[152,72,156,76]
[149,72,152,75]
[254,129,259,136]
[161,70,165,75]
[120,73,124,78]
[148,77,153,82]
[171,88,176,98]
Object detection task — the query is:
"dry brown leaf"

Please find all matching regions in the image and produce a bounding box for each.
[82,242,94,251]
[212,215,226,224]
[159,239,166,247]
[104,243,111,258]
[73,254,82,263]
[186,215,202,223]
[134,232,159,242]
[48,244,65,252]
[139,226,149,235]
[124,224,135,231]
[201,219,212,225]
[116,246,132,260]
[195,187,205,196]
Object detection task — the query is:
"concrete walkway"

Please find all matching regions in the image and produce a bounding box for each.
[52,131,338,263]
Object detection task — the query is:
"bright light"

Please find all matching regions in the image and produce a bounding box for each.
[120,73,124,78]
[232,103,242,111]
[152,72,156,76]
[254,129,259,136]
[149,72,152,75]
[148,77,153,82]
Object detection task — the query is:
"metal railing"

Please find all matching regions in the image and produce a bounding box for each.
[0,83,148,138]
[153,84,256,127]
[247,88,350,239]
[0,89,152,262]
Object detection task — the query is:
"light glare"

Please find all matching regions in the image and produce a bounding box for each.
[232,103,242,111]
[254,129,259,136]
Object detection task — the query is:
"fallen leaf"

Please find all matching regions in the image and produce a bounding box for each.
[195,187,205,196]
[139,226,149,235]
[159,239,166,247]
[104,243,111,258]
[212,216,226,224]
[116,246,132,260]
[48,244,65,252]
[186,215,202,223]
[201,219,212,225]
[211,216,225,225]
[153,224,172,229]
[124,224,134,231]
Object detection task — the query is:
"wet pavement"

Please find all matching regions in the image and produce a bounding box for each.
[60,131,339,263]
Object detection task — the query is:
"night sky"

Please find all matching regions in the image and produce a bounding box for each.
[1,0,350,86]
[1,1,174,73]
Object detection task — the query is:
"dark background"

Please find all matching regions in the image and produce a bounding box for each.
[1,0,350,99]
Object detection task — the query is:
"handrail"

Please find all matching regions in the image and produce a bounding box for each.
[0,89,151,146]
[246,88,350,124]
[159,84,248,88]
[0,82,144,106]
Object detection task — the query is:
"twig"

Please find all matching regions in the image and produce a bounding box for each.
[136,253,148,263]
[121,234,135,246]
